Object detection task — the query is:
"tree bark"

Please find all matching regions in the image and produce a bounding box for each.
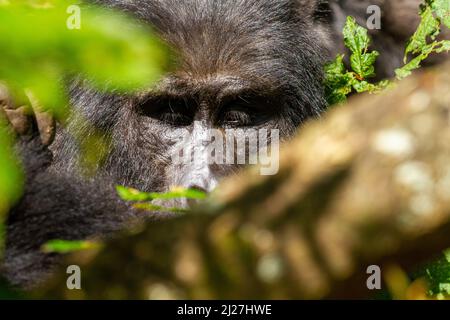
[35,62,450,299]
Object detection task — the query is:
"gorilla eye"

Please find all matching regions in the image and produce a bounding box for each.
[138,96,194,127]
[218,94,274,127]
[221,109,252,127]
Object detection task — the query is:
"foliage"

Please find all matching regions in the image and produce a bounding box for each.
[116,185,207,214]
[413,249,450,298]
[0,0,168,258]
[39,187,206,256]
[42,239,101,254]
[324,0,450,105]
[0,0,168,113]
[396,0,450,79]
[323,17,390,105]
[323,0,450,299]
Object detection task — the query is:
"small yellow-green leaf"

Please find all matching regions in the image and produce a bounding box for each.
[116,185,207,202]
[404,5,440,61]
[433,0,450,29]
[41,240,101,254]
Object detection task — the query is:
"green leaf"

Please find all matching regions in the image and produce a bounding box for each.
[396,1,449,80]
[324,54,346,76]
[432,0,450,29]
[41,240,101,254]
[323,1,449,102]
[425,251,450,296]
[0,0,168,115]
[352,81,376,93]
[323,54,355,105]
[396,54,424,79]
[117,185,206,214]
[435,40,450,53]
[351,50,379,79]
[396,39,448,80]
[116,185,207,202]
[343,16,370,55]
[116,185,153,202]
[0,1,169,256]
[404,5,440,61]
[343,16,379,79]
[412,248,450,297]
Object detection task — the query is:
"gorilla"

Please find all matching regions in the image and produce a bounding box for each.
[0,0,430,288]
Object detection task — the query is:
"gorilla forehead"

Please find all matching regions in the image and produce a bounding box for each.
[99,0,304,33]
[95,0,319,82]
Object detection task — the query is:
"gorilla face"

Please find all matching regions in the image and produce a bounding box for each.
[53,0,330,200]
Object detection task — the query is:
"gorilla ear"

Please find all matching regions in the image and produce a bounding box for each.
[295,0,332,22]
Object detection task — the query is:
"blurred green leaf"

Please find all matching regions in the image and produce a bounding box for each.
[0,0,169,257]
[117,185,206,214]
[116,185,207,202]
[432,0,450,29]
[41,239,101,254]
[0,0,168,115]
[0,118,24,258]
